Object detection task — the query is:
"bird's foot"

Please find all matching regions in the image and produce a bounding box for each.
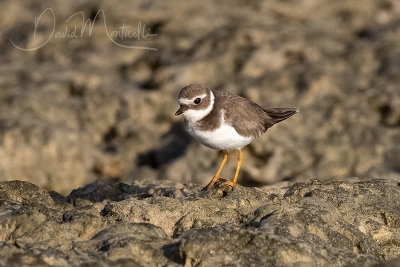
[222,181,236,188]
[202,178,236,191]
[200,178,235,199]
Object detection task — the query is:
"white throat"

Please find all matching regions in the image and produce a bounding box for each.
[183,91,214,123]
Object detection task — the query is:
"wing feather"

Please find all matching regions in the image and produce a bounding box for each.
[213,90,275,138]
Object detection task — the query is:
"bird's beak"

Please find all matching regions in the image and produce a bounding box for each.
[175,105,185,116]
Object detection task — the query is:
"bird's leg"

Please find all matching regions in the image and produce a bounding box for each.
[203,150,228,191]
[224,149,243,188]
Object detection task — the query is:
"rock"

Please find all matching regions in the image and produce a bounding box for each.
[0,180,53,205]
[0,178,400,266]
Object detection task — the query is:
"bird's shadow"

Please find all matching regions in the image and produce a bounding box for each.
[65,180,195,203]
[64,178,237,204]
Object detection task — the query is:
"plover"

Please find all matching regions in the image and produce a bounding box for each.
[175,84,298,190]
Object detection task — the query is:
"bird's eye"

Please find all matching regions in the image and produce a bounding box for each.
[194,98,201,104]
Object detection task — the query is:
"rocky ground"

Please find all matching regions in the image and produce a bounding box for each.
[0,178,399,266]
[1,0,400,194]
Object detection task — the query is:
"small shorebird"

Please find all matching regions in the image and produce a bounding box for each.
[175,84,298,190]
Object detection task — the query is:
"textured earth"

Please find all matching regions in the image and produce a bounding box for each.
[0,178,400,266]
[0,0,400,194]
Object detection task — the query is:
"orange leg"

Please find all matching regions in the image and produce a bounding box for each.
[224,149,243,188]
[203,150,228,190]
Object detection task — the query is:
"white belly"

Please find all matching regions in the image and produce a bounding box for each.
[185,121,253,150]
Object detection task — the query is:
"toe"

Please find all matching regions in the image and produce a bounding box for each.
[202,178,236,191]
[223,181,235,188]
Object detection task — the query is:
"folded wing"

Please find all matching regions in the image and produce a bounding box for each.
[213,90,298,138]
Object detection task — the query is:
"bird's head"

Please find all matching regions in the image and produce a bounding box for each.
[175,84,214,122]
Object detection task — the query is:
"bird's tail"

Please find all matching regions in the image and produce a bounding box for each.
[263,107,299,123]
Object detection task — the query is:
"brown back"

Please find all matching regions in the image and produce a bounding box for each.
[196,89,297,138]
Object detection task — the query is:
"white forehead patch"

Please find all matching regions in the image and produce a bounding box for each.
[179,93,208,105]
[183,92,214,123]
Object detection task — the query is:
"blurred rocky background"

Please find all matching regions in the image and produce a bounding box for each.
[0,0,400,194]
